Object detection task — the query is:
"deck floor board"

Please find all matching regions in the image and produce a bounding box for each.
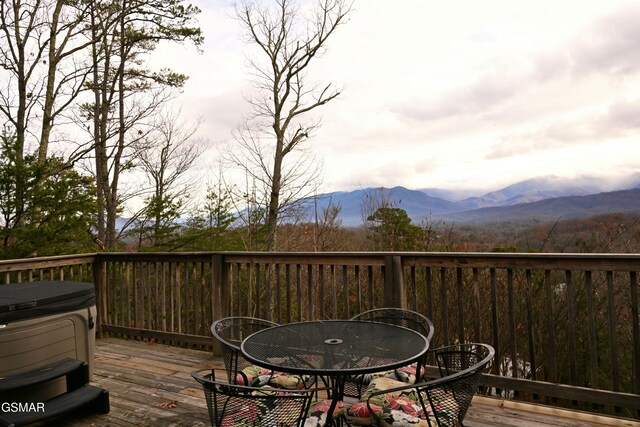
[53,337,638,427]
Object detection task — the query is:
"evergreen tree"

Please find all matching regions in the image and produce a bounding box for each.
[366,207,423,251]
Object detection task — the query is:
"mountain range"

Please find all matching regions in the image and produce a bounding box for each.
[302,175,640,226]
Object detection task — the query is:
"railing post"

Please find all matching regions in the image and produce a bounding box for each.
[212,254,230,356]
[93,254,108,339]
[383,255,406,308]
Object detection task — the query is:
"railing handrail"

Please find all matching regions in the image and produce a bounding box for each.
[98,250,640,269]
[0,253,97,272]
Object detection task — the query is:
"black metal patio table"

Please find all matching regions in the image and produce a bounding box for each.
[240,320,429,426]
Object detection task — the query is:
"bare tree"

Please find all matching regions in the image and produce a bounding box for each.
[82,0,202,249]
[0,0,96,162]
[0,0,50,166]
[232,0,352,250]
[311,194,344,251]
[133,109,203,248]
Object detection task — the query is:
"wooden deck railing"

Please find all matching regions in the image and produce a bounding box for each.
[1,251,639,419]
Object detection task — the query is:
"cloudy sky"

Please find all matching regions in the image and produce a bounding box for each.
[152,0,640,194]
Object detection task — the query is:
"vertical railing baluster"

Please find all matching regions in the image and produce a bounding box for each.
[151,261,156,331]
[490,268,499,377]
[142,261,148,330]
[285,263,292,324]
[472,268,481,343]
[296,264,302,322]
[426,267,433,328]
[256,263,263,319]
[184,263,191,334]
[331,264,337,318]
[410,266,417,312]
[102,262,109,326]
[367,266,374,309]
[202,262,208,335]
[630,271,640,396]
[242,262,247,317]
[275,264,282,323]
[584,271,598,388]
[440,267,449,346]
[566,270,577,385]
[133,261,140,330]
[176,262,182,334]
[525,269,537,381]
[457,267,464,344]
[194,263,201,335]
[507,269,517,379]
[319,265,325,319]
[119,262,125,328]
[355,265,362,314]
[607,271,620,391]
[169,262,175,333]
[544,269,557,383]
[126,262,132,333]
[342,265,349,319]
[162,261,167,331]
[307,265,313,320]
[238,264,243,317]
[148,262,153,331]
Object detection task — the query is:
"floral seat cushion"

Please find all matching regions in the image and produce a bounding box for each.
[235,365,311,389]
[345,377,460,427]
[393,363,424,383]
[346,377,407,425]
[303,399,347,427]
[217,388,328,426]
[219,397,270,426]
[345,363,424,394]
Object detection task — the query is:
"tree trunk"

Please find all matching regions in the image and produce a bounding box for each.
[38,0,64,165]
[266,135,285,251]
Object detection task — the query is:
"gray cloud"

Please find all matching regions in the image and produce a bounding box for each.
[599,99,640,131]
[393,4,640,126]
[570,5,640,77]
[183,91,247,138]
[487,98,640,160]
[392,72,520,122]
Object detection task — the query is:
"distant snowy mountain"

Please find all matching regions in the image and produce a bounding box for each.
[453,176,607,210]
[300,186,458,227]
[444,188,640,223]
[301,175,640,226]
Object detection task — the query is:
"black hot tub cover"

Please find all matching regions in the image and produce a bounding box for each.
[0,281,96,323]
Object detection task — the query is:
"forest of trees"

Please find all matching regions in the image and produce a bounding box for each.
[0,0,362,258]
[1,0,639,260]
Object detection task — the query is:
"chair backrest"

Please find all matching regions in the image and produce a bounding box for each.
[426,343,495,425]
[211,317,278,383]
[365,342,494,427]
[192,369,318,427]
[351,307,435,343]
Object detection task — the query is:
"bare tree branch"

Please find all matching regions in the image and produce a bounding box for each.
[232,0,352,250]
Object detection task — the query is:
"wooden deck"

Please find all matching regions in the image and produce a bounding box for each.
[56,338,639,427]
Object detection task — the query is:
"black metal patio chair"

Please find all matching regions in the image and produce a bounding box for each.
[360,342,495,427]
[344,308,435,397]
[192,368,327,427]
[211,316,278,385]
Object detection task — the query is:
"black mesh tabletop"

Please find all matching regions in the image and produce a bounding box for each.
[240,320,429,376]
